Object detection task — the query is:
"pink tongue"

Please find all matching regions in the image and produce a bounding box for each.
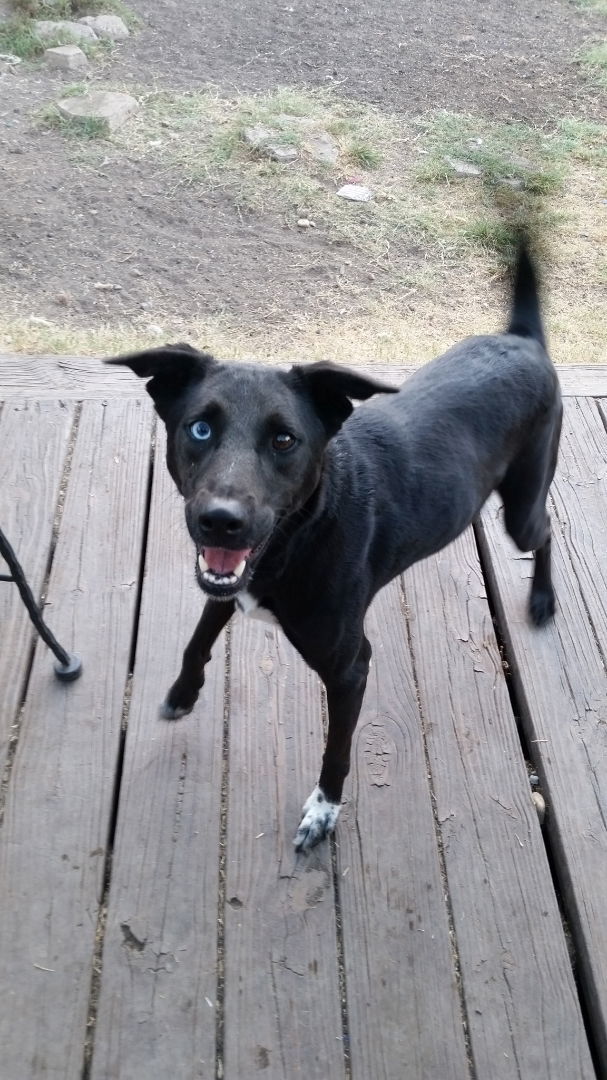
[203,547,252,574]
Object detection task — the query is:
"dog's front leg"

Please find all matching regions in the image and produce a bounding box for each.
[294,636,371,853]
[161,599,235,719]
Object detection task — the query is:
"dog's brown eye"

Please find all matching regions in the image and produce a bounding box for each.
[272,432,296,452]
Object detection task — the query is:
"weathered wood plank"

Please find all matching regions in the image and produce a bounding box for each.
[223,618,346,1080]
[478,418,607,1066]
[406,531,594,1078]
[0,400,74,773]
[336,583,470,1080]
[554,398,607,648]
[1,352,606,397]
[0,399,152,1080]
[0,354,145,398]
[90,441,225,1080]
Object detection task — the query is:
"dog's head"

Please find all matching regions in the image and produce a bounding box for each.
[106,344,397,600]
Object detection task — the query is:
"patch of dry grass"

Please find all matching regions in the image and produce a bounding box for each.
[9,88,607,365]
[1,274,604,367]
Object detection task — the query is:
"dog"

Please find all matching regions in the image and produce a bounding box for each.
[107,243,561,853]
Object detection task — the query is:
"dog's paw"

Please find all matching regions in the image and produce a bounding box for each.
[160,677,202,720]
[529,588,556,628]
[294,786,341,853]
[159,699,194,720]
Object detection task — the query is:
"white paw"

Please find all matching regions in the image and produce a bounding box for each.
[294,786,341,853]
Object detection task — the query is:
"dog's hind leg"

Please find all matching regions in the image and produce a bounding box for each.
[294,635,371,852]
[161,599,235,719]
[498,418,561,628]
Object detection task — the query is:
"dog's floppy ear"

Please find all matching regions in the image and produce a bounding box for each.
[291,361,398,436]
[105,343,215,421]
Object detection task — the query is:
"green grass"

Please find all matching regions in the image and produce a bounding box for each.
[580,41,607,87]
[37,103,108,138]
[574,0,607,13]
[413,112,577,194]
[0,13,109,57]
[346,141,382,170]
[9,0,140,27]
[0,16,45,58]
[555,117,607,163]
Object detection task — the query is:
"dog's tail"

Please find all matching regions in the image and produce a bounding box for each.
[506,239,546,350]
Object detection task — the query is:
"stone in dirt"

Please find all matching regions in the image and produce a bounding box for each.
[242,126,298,162]
[497,176,525,190]
[78,15,130,41]
[0,52,22,66]
[336,183,372,202]
[44,45,89,71]
[265,143,298,162]
[243,125,276,147]
[444,156,482,177]
[304,130,339,165]
[34,20,98,44]
[56,90,138,134]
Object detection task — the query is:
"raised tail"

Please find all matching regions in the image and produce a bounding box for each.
[506,241,546,350]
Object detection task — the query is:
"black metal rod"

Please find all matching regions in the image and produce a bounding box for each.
[0,527,71,667]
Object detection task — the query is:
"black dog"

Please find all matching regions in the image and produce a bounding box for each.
[107,244,561,852]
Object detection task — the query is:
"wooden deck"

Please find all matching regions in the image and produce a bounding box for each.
[1,357,606,1080]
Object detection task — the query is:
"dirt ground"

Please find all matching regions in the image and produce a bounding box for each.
[0,0,605,360]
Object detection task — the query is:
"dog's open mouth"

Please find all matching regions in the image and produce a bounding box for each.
[196,546,253,599]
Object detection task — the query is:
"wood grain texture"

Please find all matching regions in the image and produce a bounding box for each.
[223,616,346,1080]
[1,352,606,397]
[336,582,470,1080]
[554,398,607,649]
[0,400,74,771]
[478,437,607,1066]
[406,531,594,1079]
[0,400,152,1080]
[90,439,226,1080]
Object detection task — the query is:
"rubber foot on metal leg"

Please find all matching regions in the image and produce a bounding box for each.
[54,654,83,682]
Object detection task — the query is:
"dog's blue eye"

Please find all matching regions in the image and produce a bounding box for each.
[188,420,212,442]
[272,432,296,452]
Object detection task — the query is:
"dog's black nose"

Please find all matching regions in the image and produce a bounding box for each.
[198,499,246,541]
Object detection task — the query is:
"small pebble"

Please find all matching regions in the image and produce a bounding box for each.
[532,791,546,825]
[529,773,539,786]
[297,217,315,228]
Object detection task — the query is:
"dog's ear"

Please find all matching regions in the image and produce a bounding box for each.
[291,361,398,436]
[105,344,215,421]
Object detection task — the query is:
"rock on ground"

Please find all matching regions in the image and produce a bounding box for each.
[304,131,339,165]
[34,20,98,44]
[242,125,298,162]
[336,183,372,202]
[78,14,130,41]
[56,90,138,134]
[44,44,89,71]
[444,156,482,177]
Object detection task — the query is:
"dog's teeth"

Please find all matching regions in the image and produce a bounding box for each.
[198,553,209,573]
[233,559,247,579]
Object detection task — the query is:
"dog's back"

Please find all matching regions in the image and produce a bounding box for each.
[334,242,561,592]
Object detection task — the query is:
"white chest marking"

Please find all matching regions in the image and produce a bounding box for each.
[236,589,278,625]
